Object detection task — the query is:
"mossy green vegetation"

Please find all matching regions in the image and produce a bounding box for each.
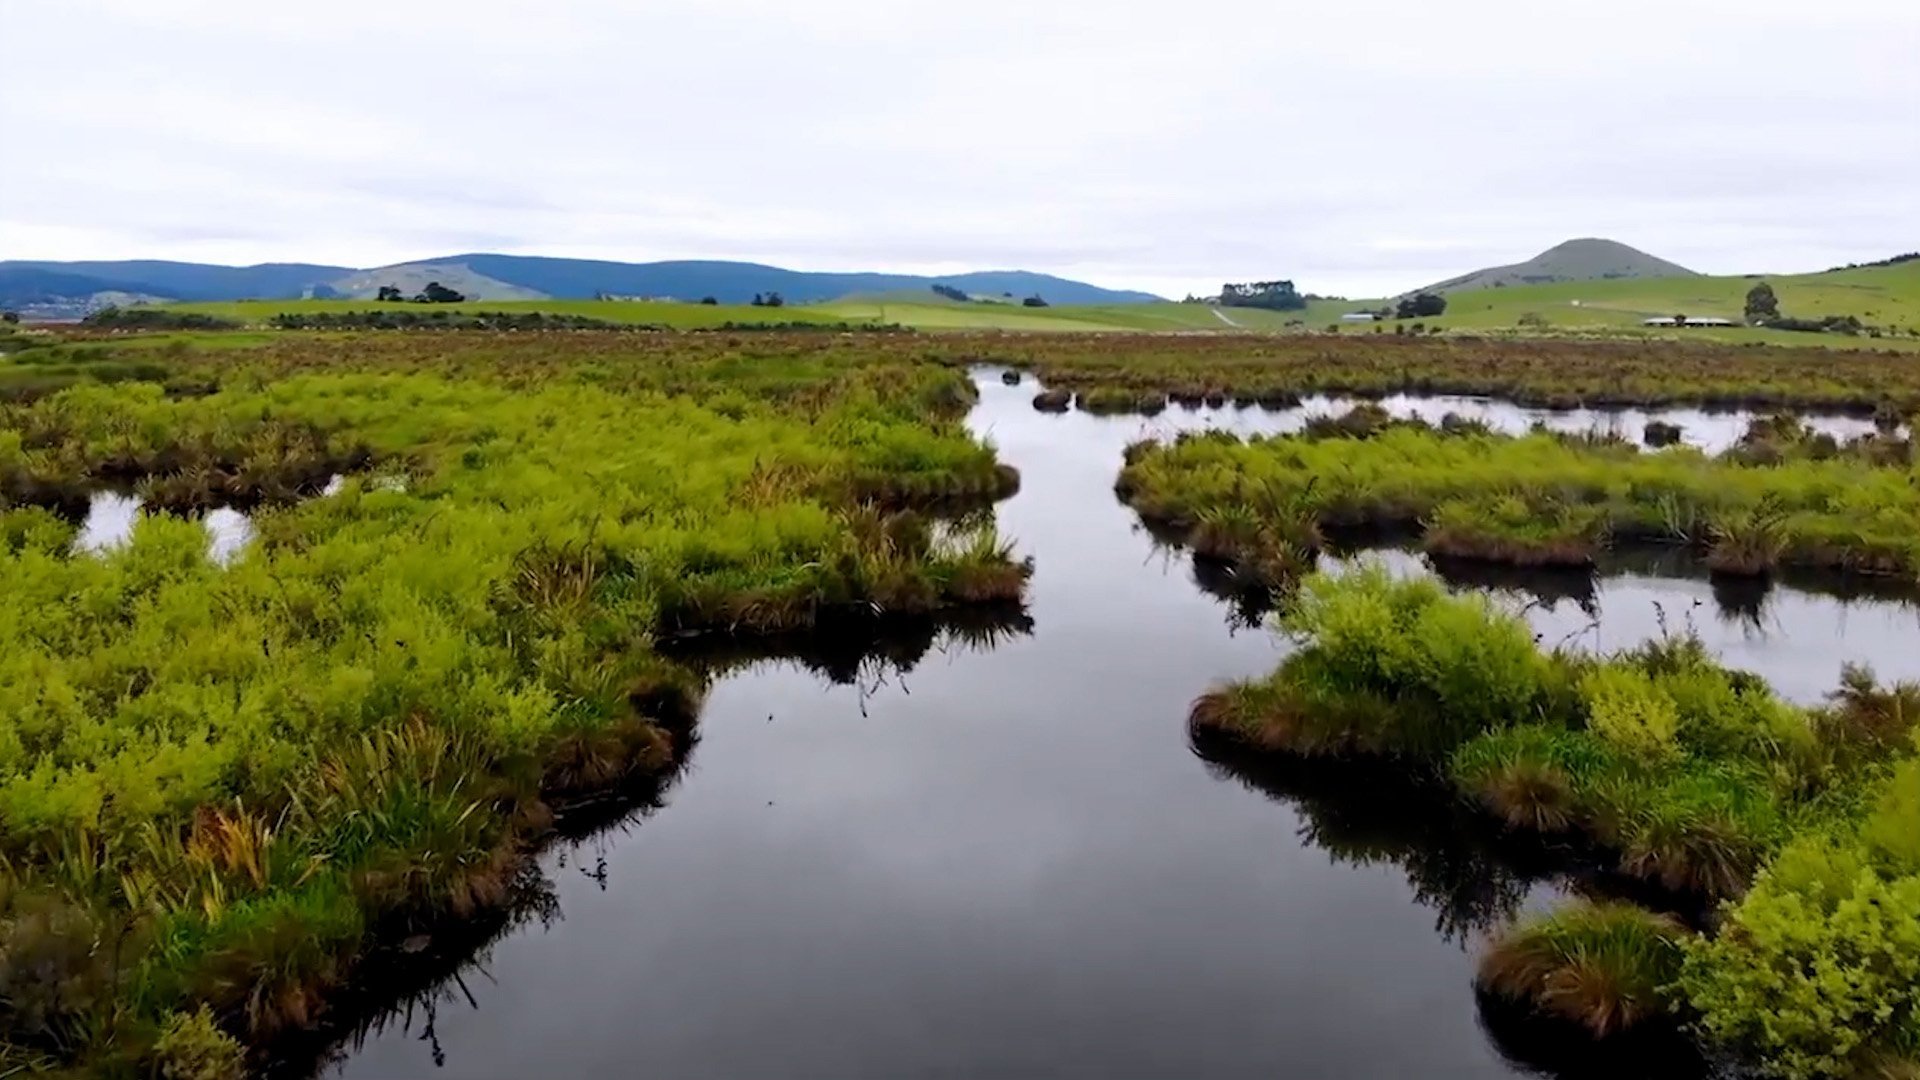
[1119,412,1920,584]
[1193,568,1920,1076]
[39,321,1920,413]
[980,333,1920,411]
[0,334,1030,1075]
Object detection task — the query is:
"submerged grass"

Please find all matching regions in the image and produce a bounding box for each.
[1196,568,1920,1075]
[0,335,1030,1075]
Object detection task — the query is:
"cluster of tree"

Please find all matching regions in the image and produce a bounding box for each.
[1395,292,1447,319]
[1743,282,1780,322]
[1762,314,1866,336]
[80,307,241,330]
[749,292,786,308]
[931,283,972,303]
[704,320,910,333]
[1745,283,1874,335]
[1219,280,1307,311]
[271,310,645,332]
[374,282,468,303]
[1,311,20,325]
[1022,295,1049,308]
[1824,251,1920,272]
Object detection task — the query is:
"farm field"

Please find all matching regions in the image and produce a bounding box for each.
[163,296,1367,334]
[68,254,1920,351]
[1383,259,1920,344]
[1,331,1917,1080]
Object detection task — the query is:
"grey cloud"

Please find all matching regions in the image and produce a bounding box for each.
[3,0,1915,297]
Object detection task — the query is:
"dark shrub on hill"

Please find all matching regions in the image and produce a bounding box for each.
[81,307,241,330]
[1765,314,1864,335]
[1396,292,1448,319]
[1220,280,1307,311]
[270,310,652,332]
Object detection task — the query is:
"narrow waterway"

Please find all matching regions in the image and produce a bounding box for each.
[310,372,1920,1079]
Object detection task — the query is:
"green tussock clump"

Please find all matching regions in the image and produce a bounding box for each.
[1204,567,1920,1071]
[1188,567,1573,758]
[0,333,1031,1073]
[1478,901,1688,1037]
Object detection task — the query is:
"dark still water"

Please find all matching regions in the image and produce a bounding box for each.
[313,372,1920,1079]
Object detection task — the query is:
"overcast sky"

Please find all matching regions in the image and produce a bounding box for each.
[3,0,1915,298]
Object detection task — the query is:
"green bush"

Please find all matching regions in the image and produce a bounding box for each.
[1680,838,1920,1077]
[1583,665,1683,761]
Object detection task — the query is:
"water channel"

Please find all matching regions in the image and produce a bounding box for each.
[293,371,1919,1078]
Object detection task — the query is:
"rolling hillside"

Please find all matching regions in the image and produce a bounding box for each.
[0,255,1161,314]
[1420,260,1920,331]
[1419,238,1697,294]
[170,297,1309,333]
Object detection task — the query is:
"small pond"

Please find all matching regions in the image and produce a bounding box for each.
[304,371,1917,1079]
[74,490,256,563]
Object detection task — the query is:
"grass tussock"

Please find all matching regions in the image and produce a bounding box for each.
[1478,901,1687,1036]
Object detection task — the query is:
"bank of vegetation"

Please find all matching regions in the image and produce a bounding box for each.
[1117,408,1920,586]
[0,334,1029,1075]
[972,334,1920,413]
[1191,569,1920,1078]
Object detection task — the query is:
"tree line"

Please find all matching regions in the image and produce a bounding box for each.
[375,282,468,303]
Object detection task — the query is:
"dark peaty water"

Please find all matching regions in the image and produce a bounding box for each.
[313,372,1920,1080]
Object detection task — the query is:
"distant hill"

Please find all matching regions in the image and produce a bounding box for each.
[0,267,176,304]
[0,260,353,303]
[0,254,1160,314]
[1417,238,1697,295]
[430,254,1159,305]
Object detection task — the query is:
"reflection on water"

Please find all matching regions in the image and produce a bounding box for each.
[1174,543,1920,706]
[1070,388,1895,455]
[309,369,1912,1079]
[73,490,257,563]
[275,612,1031,1079]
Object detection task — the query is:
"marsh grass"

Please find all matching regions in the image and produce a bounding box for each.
[0,335,1032,1074]
[1201,567,1920,1073]
[958,331,1920,415]
[1119,415,1920,582]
